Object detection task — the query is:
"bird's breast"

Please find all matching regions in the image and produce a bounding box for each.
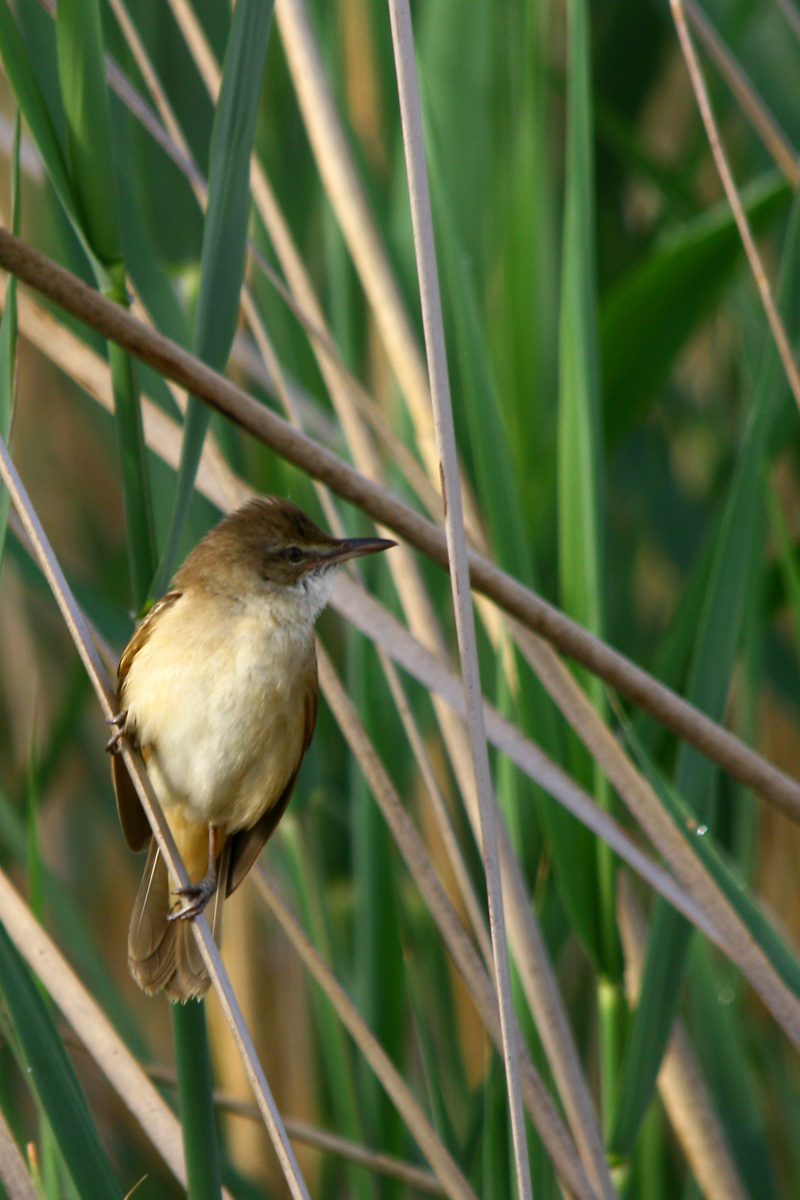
[121,592,317,830]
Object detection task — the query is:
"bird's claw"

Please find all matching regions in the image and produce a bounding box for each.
[105,711,127,754]
[167,879,217,922]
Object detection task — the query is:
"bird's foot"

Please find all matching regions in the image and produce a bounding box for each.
[168,876,218,922]
[105,711,128,754]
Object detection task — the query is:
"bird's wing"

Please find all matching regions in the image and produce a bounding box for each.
[117,591,183,691]
[112,591,183,851]
[226,676,318,896]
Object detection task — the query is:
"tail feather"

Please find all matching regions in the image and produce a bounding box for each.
[128,836,229,1002]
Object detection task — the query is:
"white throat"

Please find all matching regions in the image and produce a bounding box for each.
[303,566,337,620]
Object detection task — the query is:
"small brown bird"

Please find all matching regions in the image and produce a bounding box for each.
[110,496,393,1001]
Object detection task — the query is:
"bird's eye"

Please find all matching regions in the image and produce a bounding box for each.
[285,545,303,564]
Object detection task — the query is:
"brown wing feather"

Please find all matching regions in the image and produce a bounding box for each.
[112,753,152,851]
[118,591,183,690]
[112,592,183,851]
[226,680,318,896]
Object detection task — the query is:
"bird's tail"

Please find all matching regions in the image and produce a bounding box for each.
[128,827,228,1003]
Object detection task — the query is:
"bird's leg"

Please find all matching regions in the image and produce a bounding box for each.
[105,710,128,754]
[169,825,221,921]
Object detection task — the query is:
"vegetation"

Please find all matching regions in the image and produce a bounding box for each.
[0,0,799,1198]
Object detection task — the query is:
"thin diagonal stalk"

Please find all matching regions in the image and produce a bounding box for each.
[684,0,799,188]
[511,625,800,1052]
[376,645,494,970]
[386,4,531,1196]
[0,1103,41,1200]
[0,868,192,1191]
[671,0,800,412]
[777,0,800,41]
[253,872,480,1200]
[103,0,443,524]
[272,0,434,479]
[144,1062,446,1197]
[617,875,749,1200]
[0,435,311,1200]
[317,644,606,1200]
[1,226,797,825]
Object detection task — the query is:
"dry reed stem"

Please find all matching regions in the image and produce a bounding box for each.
[777,0,800,42]
[386,4,533,1194]
[0,439,312,1200]
[1,225,796,827]
[316,646,602,1200]
[0,1104,42,1200]
[273,0,436,483]
[671,0,800,413]
[617,875,749,1200]
[252,870,481,1200]
[375,644,495,969]
[143,1060,446,1196]
[514,626,800,1054]
[684,0,799,187]
[0,868,198,1193]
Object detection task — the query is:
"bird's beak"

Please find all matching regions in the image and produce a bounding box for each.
[313,536,396,568]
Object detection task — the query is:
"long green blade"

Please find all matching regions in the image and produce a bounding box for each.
[609,189,800,1157]
[55,0,120,269]
[55,0,156,606]
[0,0,82,244]
[601,171,790,443]
[155,0,275,596]
[0,918,121,1200]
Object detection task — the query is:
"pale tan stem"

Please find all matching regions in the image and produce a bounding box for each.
[672,0,800,414]
[618,876,750,1200]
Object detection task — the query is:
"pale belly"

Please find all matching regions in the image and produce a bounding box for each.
[121,594,315,832]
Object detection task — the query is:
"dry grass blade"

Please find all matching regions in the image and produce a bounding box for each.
[684,0,799,187]
[103,0,442,526]
[0,436,312,1200]
[376,645,494,969]
[617,875,749,1200]
[0,1104,41,1200]
[252,869,480,1200]
[0,226,796,827]
[777,0,800,42]
[0,868,193,1192]
[386,4,532,1195]
[273,0,435,478]
[671,0,800,411]
[334,575,721,943]
[514,626,800,1053]
[316,645,603,1200]
[144,1063,446,1196]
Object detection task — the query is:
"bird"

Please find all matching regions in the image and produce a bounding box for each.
[109,495,394,1001]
